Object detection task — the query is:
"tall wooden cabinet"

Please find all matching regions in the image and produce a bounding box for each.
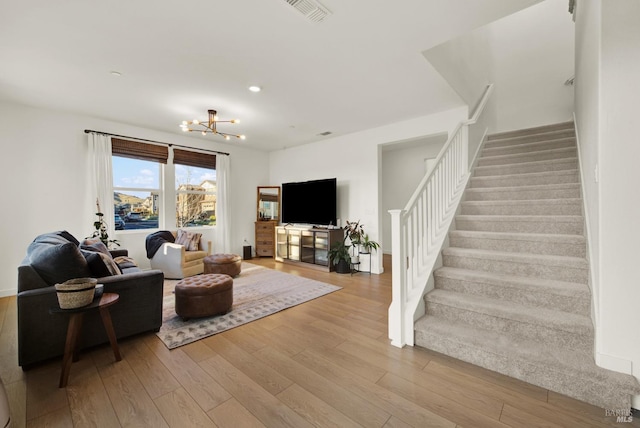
[255,221,277,257]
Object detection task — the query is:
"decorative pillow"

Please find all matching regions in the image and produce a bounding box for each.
[28,242,92,285]
[81,239,111,257]
[80,239,121,277]
[175,229,202,251]
[81,250,113,278]
[114,256,138,270]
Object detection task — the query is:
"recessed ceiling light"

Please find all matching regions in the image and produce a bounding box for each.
[110,71,122,77]
[248,85,261,92]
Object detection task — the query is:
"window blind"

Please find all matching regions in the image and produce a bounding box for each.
[111,138,169,164]
[173,148,216,169]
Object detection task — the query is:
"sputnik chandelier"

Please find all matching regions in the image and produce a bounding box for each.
[179,109,246,140]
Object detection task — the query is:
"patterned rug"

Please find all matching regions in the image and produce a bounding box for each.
[156,263,341,349]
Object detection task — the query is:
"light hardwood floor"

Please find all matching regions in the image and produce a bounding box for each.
[0,255,636,427]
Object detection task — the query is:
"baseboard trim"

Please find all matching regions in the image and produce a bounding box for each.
[597,352,633,375]
[0,289,16,298]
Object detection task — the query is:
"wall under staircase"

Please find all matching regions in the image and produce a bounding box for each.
[414,121,640,410]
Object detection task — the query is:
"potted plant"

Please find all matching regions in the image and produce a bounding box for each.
[359,234,380,254]
[344,220,364,264]
[88,199,120,249]
[328,241,352,274]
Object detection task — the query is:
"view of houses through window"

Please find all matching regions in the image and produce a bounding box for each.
[175,164,217,227]
[112,155,216,230]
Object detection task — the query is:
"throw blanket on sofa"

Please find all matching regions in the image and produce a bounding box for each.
[145,230,176,259]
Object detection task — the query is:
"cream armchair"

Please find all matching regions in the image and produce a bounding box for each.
[147,230,212,279]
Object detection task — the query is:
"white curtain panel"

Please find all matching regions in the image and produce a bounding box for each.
[87,132,115,240]
[215,154,231,253]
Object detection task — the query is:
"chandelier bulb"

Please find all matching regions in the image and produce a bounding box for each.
[193,119,199,125]
[224,135,230,140]
[181,127,188,132]
[181,120,188,125]
[239,135,246,140]
[213,115,219,121]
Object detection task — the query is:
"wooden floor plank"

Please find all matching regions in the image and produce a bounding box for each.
[254,345,391,427]
[377,372,510,428]
[144,341,231,412]
[101,366,168,428]
[66,363,120,427]
[203,334,293,396]
[294,348,456,428]
[207,398,266,428]
[199,353,314,428]
[276,383,363,428]
[154,387,216,428]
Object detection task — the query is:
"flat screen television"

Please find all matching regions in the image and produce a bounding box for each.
[281,178,337,226]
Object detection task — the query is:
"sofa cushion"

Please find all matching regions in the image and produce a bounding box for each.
[28,241,91,285]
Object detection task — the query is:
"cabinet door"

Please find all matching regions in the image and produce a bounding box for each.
[301,231,315,263]
[276,228,288,261]
[314,231,329,266]
[288,229,301,261]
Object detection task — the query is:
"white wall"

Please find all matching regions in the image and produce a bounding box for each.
[380,134,448,254]
[575,0,640,405]
[0,100,270,297]
[269,106,467,274]
[574,0,601,336]
[424,0,574,134]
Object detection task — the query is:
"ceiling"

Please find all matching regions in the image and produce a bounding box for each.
[0,0,542,151]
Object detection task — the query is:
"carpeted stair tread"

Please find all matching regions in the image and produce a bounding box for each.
[461,198,583,216]
[427,288,590,329]
[474,157,578,177]
[477,146,577,167]
[442,247,588,283]
[433,266,590,314]
[455,214,583,235]
[442,247,588,269]
[482,137,576,156]
[464,183,581,201]
[487,121,574,141]
[470,169,579,188]
[448,230,586,257]
[414,316,640,409]
[485,130,577,148]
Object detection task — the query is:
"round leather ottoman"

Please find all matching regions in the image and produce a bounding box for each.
[204,253,242,277]
[174,274,233,320]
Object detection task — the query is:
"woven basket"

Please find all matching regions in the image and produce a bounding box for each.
[55,278,97,309]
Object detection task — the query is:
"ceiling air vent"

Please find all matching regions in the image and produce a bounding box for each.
[318,131,332,136]
[284,0,332,23]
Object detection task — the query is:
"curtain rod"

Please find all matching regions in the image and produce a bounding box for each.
[83,129,230,156]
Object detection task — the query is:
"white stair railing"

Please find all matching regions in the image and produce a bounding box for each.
[388,84,494,347]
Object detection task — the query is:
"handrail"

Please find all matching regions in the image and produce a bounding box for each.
[388,84,493,348]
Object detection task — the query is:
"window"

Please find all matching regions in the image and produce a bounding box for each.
[111,139,167,231]
[174,149,217,228]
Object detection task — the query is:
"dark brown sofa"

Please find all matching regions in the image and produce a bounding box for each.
[17,231,164,369]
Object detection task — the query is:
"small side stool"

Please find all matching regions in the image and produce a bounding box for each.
[50,292,122,388]
[203,253,242,277]
[174,274,234,320]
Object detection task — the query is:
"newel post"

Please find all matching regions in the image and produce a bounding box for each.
[388,209,406,348]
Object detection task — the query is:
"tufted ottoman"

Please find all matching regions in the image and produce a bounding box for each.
[203,253,242,277]
[174,274,233,320]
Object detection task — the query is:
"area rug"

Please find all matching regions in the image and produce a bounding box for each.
[156,263,341,349]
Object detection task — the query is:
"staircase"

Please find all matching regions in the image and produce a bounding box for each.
[414,121,640,409]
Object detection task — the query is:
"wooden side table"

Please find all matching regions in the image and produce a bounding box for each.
[50,292,122,387]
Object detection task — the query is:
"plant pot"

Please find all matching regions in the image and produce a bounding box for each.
[335,259,351,274]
